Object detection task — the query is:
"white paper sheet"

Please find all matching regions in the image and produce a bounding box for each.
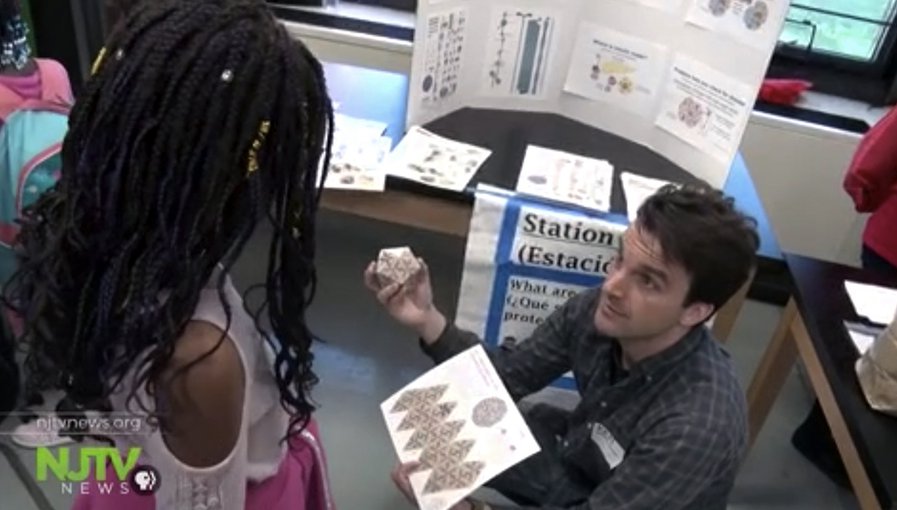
[655,54,753,163]
[333,112,387,139]
[845,281,897,326]
[564,23,668,116]
[849,330,876,356]
[419,8,468,109]
[687,0,790,51]
[324,135,393,191]
[481,5,560,99]
[620,171,675,220]
[619,0,684,11]
[381,345,540,510]
[381,126,492,192]
[515,145,614,212]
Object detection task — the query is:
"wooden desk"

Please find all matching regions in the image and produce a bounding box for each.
[319,61,760,341]
[747,253,897,510]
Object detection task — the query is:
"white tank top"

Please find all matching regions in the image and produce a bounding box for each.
[107,271,290,509]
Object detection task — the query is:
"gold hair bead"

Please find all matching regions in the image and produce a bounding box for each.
[247,121,271,174]
[91,47,107,75]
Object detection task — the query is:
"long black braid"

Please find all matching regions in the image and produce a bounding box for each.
[2,0,333,440]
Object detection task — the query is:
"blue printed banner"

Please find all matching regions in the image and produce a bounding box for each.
[455,186,629,391]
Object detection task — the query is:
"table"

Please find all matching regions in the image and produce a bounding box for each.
[747,253,897,510]
[319,61,772,341]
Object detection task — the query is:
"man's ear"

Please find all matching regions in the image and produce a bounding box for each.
[680,301,714,328]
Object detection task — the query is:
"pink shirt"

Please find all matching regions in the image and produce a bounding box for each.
[0,71,42,101]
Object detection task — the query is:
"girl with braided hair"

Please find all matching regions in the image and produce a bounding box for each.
[4,1,336,508]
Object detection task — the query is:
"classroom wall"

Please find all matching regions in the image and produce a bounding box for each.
[286,21,869,267]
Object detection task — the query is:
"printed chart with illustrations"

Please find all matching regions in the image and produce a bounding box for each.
[687,0,790,50]
[407,0,789,188]
[419,8,468,109]
[515,145,614,213]
[655,54,753,163]
[381,345,540,510]
[381,126,492,192]
[564,23,668,115]
[481,5,558,98]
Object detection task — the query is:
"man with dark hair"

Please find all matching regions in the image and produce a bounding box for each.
[366,183,759,510]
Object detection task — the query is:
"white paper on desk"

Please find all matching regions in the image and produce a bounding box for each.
[515,145,614,212]
[655,54,754,163]
[381,126,492,192]
[620,171,676,220]
[849,330,876,356]
[381,345,540,510]
[845,281,897,326]
[324,135,393,192]
[333,112,387,139]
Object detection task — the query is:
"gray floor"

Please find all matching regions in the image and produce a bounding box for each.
[0,210,858,509]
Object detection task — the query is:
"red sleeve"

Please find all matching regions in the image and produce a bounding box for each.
[844,106,897,212]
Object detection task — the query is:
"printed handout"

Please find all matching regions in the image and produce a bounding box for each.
[687,0,789,51]
[516,145,614,212]
[564,23,668,115]
[482,5,559,99]
[380,126,492,192]
[381,345,540,510]
[655,54,753,163]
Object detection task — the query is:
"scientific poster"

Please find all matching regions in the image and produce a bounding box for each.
[515,145,614,212]
[655,55,753,163]
[481,5,560,98]
[564,23,668,115]
[381,345,540,510]
[687,0,789,50]
[419,8,469,109]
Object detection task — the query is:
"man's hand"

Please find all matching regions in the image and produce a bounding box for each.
[365,258,447,344]
[390,462,475,509]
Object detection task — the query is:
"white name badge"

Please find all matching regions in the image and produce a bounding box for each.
[591,422,626,469]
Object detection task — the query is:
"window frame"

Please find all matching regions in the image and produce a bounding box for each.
[770,1,897,104]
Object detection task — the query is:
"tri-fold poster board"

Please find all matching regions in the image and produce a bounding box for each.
[407,0,789,188]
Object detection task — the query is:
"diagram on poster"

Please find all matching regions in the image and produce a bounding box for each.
[381,126,492,192]
[687,0,789,50]
[515,145,614,212]
[482,6,559,98]
[620,171,675,220]
[420,8,468,109]
[655,55,753,163]
[381,345,540,510]
[563,23,668,115]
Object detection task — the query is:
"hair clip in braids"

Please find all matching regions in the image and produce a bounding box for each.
[247,121,271,175]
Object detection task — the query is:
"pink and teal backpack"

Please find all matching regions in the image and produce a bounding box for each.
[0,59,72,285]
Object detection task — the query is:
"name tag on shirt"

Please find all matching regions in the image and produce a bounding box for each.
[591,423,625,469]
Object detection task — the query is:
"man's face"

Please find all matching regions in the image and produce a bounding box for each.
[594,224,710,340]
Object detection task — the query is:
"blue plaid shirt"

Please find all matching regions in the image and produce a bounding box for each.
[423,287,748,509]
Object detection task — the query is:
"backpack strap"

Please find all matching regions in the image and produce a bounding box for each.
[35,59,73,105]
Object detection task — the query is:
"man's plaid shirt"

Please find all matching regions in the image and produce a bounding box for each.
[422,287,748,509]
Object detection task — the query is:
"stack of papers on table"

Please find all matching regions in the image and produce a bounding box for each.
[844,281,897,327]
[380,126,492,192]
[324,113,393,191]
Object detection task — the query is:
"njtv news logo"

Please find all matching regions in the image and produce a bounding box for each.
[36,447,160,496]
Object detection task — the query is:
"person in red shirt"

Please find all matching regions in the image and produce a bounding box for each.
[792,108,897,490]
[844,107,897,277]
